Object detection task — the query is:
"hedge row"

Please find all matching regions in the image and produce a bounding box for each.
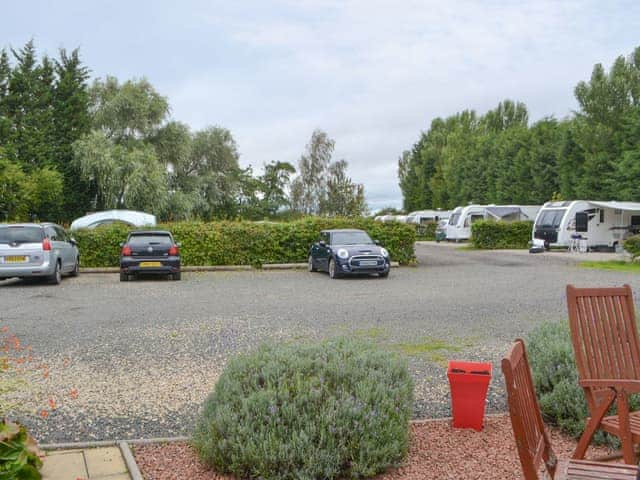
[74,218,416,268]
[416,221,437,240]
[470,220,533,249]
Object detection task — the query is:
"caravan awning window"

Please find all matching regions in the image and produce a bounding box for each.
[486,206,521,220]
[535,209,565,228]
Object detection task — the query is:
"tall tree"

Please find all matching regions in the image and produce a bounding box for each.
[52,48,92,219]
[291,129,367,216]
[290,130,334,215]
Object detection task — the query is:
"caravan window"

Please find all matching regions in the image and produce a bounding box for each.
[464,214,484,228]
[535,209,565,228]
[448,213,460,226]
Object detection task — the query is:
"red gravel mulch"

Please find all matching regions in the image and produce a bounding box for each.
[133,415,616,480]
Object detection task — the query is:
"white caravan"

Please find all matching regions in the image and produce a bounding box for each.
[446,204,541,242]
[532,200,640,250]
[406,209,452,225]
[70,210,156,230]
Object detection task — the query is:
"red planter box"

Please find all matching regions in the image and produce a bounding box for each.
[447,360,492,431]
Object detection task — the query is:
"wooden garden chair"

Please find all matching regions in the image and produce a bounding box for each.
[566,284,640,465]
[502,339,638,479]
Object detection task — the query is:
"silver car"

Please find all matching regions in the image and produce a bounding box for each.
[0,223,80,284]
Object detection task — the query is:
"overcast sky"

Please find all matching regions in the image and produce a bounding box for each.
[3,1,640,211]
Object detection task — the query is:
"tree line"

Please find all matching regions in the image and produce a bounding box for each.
[399,46,640,211]
[0,41,367,223]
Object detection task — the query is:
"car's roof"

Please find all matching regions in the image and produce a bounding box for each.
[128,230,172,235]
[0,223,57,228]
[321,229,366,233]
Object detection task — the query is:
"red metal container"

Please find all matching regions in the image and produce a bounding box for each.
[447,360,492,431]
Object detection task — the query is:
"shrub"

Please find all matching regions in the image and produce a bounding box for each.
[527,321,640,444]
[471,220,533,249]
[416,221,437,240]
[623,235,640,260]
[74,217,416,267]
[0,420,43,479]
[193,339,414,480]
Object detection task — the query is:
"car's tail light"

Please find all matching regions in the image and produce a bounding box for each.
[42,238,51,251]
[168,245,179,256]
[121,245,132,256]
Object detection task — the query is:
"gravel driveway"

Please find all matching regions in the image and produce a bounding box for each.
[2,243,639,443]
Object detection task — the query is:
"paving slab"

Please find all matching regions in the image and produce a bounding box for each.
[85,446,128,477]
[41,450,87,479]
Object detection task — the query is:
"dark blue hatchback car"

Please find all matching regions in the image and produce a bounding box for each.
[120,230,181,281]
[308,229,390,279]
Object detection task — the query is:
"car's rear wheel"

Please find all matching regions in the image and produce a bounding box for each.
[70,257,80,277]
[48,261,61,285]
[308,255,316,272]
[172,271,181,281]
[328,259,340,279]
[119,272,130,282]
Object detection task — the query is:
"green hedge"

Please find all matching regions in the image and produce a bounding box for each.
[470,220,533,249]
[193,339,414,479]
[623,235,640,260]
[73,217,416,267]
[416,221,437,240]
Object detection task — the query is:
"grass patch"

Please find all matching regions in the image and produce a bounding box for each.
[579,260,640,273]
[390,338,464,366]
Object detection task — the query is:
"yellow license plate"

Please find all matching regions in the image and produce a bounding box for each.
[139,261,162,267]
[5,256,27,263]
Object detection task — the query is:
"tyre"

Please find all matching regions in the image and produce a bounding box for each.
[307,255,317,272]
[328,259,340,279]
[48,261,61,285]
[70,257,80,277]
[379,271,389,278]
[119,272,130,282]
[172,271,181,281]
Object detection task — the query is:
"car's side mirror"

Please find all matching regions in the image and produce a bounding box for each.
[69,238,77,246]
[374,239,380,245]
[319,241,326,247]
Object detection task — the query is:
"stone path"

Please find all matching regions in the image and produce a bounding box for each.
[42,446,131,480]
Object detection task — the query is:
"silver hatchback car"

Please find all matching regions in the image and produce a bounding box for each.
[0,223,80,284]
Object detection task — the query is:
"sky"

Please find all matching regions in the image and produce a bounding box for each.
[3,1,640,211]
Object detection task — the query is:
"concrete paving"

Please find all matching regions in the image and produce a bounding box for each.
[42,447,130,480]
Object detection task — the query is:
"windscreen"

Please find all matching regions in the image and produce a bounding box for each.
[0,226,44,244]
[331,231,373,245]
[535,209,566,228]
[128,234,172,246]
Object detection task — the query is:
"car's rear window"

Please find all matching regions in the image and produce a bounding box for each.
[128,234,172,246]
[0,226,44,244]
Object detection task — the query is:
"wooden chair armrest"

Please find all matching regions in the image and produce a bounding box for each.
[579,379,640,393]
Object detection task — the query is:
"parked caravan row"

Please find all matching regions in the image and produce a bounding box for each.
[444,204,541,242]
[532,200,640,251]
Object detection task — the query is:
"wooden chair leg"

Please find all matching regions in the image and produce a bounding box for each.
[617,392,637,465]
[573,391,616,460]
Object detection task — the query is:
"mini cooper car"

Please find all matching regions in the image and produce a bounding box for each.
[0,223,80,285]
[119,230,181,281]
[308,229,390,279]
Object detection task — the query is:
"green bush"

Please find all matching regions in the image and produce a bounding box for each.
[471,220,533,249]
[416,221,437,240]
[0,420,43,479]
[527,321,640,444]
[74,217,416,267]
[623,235,640,260]
[193,339,414,480]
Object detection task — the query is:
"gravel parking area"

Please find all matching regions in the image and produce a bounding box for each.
[3,243,640,443]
